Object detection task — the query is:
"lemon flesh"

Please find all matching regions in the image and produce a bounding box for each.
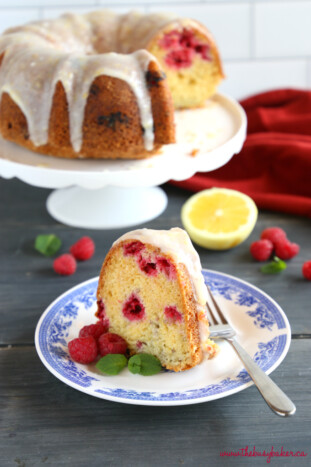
[181,188,258,250]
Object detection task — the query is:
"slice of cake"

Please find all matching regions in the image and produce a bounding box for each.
[96,227,218,371]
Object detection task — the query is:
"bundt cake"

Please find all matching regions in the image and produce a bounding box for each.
[0,10,224,160]
[96,227,218,372]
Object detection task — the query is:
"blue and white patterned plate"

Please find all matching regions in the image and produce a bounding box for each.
[35,270,291,406]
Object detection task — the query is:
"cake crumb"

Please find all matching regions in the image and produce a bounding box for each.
[189,148,199,157]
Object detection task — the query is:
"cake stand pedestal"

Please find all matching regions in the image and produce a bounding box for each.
[0,93,247,229]
[47,186,167,229]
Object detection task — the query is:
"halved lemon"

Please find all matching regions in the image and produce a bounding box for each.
[181,187,258,250]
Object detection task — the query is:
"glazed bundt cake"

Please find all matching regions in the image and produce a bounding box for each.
[96,227,218,372]
[0,10,224,160]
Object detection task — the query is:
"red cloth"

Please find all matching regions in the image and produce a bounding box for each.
[170,89,311,217]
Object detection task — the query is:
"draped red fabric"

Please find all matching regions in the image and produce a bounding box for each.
[170,89,311,218]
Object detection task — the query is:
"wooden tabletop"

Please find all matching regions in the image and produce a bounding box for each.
[0,178,310,467]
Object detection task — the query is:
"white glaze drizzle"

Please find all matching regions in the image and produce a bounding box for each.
[114,227,210,351]
[0,11,166,154]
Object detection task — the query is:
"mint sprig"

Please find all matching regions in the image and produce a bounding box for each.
[96,354,127,375]
[95,352,163,376]
[35,234,62,257]
[128,353,162,376]
[260,256,287,274]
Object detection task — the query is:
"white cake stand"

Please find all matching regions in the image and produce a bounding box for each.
[0,93,246,229]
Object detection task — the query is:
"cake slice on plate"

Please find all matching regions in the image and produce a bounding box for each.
[96,227,218,371]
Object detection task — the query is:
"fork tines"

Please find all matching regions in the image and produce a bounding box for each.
[205,284,227,326]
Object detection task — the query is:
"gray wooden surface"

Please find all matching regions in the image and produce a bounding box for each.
[0,178,310,467]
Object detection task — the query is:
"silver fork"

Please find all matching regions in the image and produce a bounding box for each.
[206,284,296,417]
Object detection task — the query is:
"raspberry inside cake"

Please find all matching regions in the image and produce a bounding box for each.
[96,227,218,371]
[148,23,224,109]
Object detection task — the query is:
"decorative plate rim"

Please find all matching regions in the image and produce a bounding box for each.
[35,269,291,406]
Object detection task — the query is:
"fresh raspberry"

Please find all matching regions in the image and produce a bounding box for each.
[70,236,95,261]
[68,336,98,364]
[275,240,300,260]
[260,227,287,247]
[98,333,128,357]
[53,254,77,275]
[79,321,108,340]
[302,261,311,280]
[250,239,274,261]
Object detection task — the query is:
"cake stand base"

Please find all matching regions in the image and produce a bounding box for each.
[46,185,168,229]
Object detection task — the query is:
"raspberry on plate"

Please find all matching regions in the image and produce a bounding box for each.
[79,321,108,340]
[302,261,311,281]
[68,336,98,364]
[250,239,274,261]
[275,240,300,260]
[98,333,128,357]
[260,227,287,247]
[70,236,95,261]
[53,254,77,275]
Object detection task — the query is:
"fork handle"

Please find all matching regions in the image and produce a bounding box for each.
[228,338,296,417]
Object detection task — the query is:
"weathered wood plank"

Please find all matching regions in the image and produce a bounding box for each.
[0,179,310,345]
[0,340,309,466]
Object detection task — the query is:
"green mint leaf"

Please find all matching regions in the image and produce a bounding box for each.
[260,256,287,274]
[35,234,62,257]
[128,355,141,375]
[96,354,127,375]
[128,353,162,376]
